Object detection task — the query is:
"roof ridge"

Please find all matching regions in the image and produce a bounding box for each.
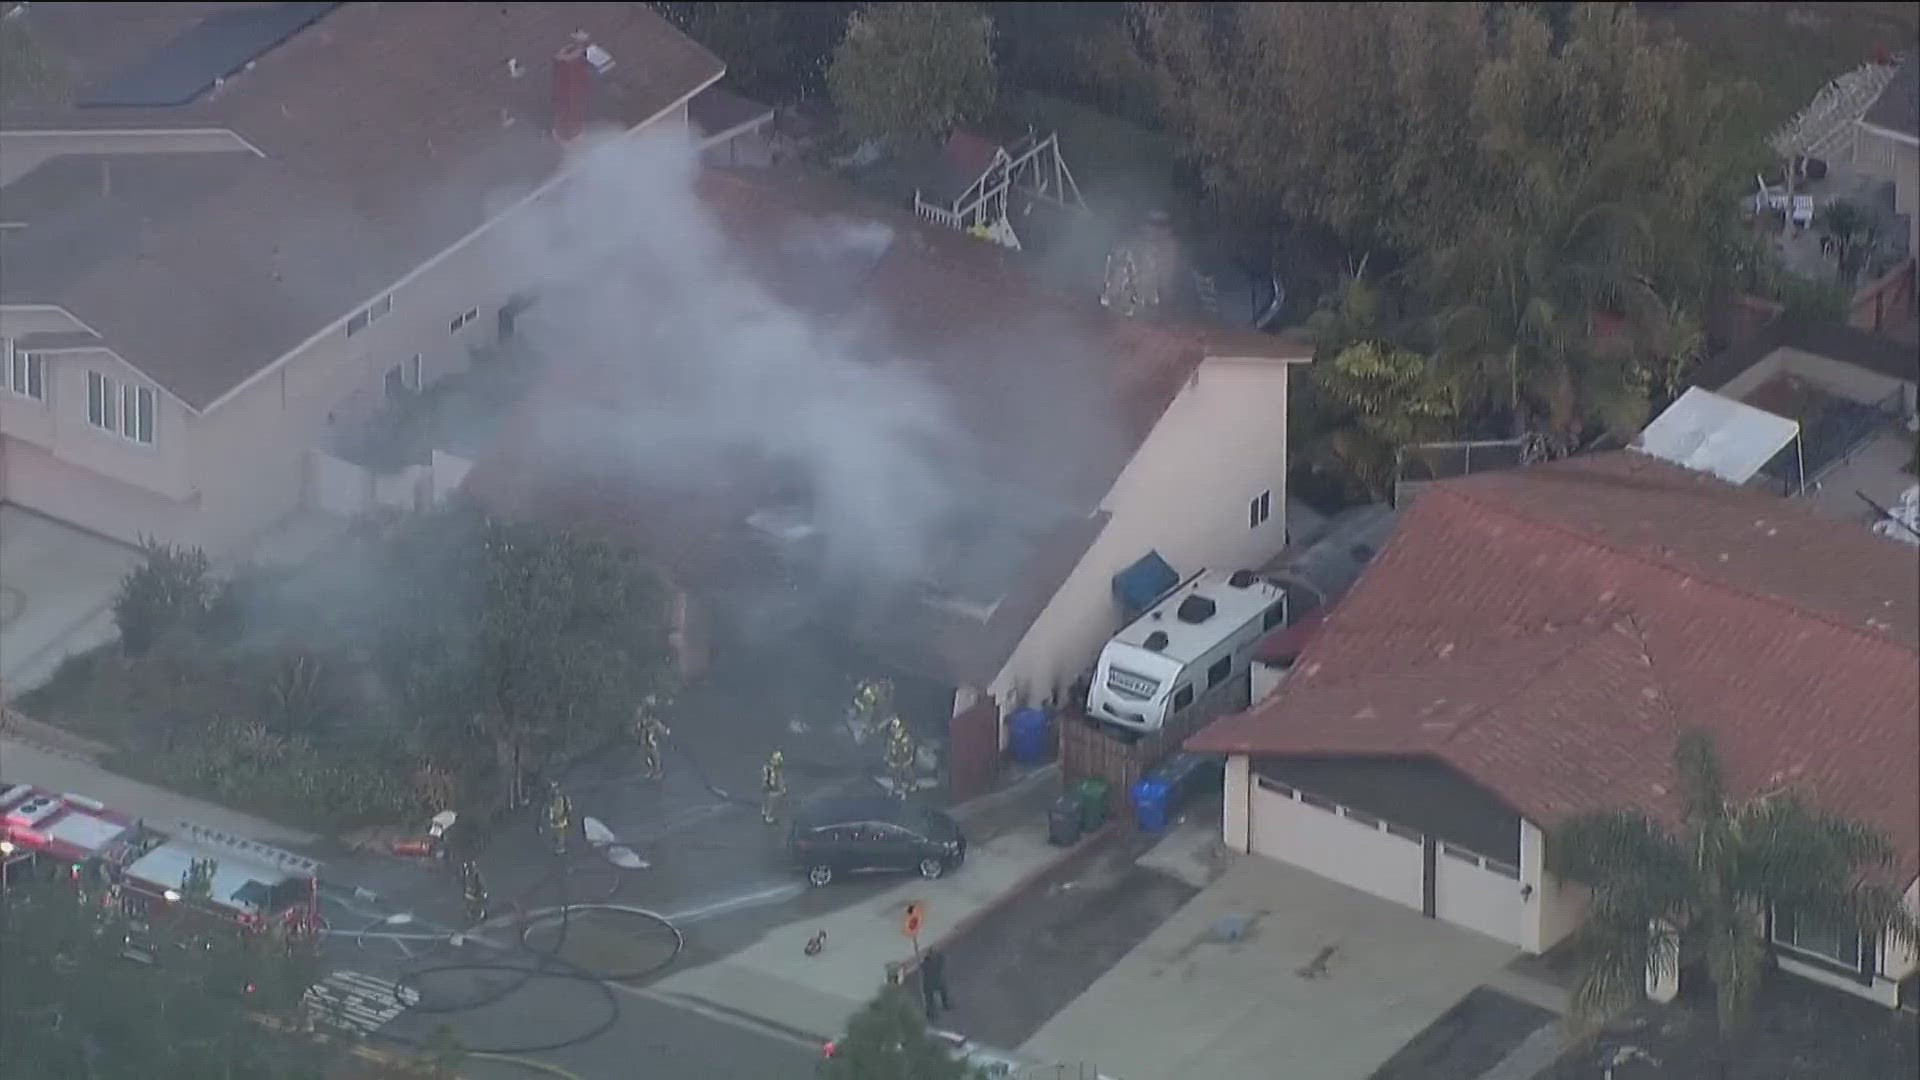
[1426,620,1632,748]
[1439,483,1920,654]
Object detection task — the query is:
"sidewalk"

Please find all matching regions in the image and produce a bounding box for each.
[0,736,318,849]
[648,776,1086,1040]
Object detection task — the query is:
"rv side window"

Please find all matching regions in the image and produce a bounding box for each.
[1206,655,1233,688]
[1262,602,1286,631]
[1171,685,1194,713]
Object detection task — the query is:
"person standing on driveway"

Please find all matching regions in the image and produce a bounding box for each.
[920,946,952,1020]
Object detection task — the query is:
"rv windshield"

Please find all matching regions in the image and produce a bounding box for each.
[1106,666,1161,701]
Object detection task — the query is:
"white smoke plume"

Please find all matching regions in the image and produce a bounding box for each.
[486,125,1127,614]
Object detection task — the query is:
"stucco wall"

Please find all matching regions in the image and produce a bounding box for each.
[1223,754,1251,853]
[1520,820,1590,956]
[0,345,198,545]
[988,356,1296,714]
[186,225,510,553]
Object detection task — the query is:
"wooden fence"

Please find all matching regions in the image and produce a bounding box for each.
[1060,674,1247,816]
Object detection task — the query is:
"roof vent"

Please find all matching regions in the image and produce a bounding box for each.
[1144,630,1170,651]
[1228,569,1256,589]
[1176,594,1216,624]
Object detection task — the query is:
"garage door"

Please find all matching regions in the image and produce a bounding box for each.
[1250,775,1526,946]
[1250,774,1423,909]
[1434,841,1524,943]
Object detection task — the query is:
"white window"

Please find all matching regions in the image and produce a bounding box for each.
[5,338,45,401]
[1773,908,1863,969]
[449,307,478,334]
[86,371,155,445]
[88,370,116,431]
[1249,490,1272,528]
[123,383,155,444]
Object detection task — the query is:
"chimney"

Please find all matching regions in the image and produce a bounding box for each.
[551,30,591,142]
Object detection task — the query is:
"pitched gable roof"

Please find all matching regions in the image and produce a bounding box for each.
[463,170,1310,687]
[1,3,723,410]
[1191,451,1920,877]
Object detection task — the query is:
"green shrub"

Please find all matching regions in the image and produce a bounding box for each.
[112,540,213,656]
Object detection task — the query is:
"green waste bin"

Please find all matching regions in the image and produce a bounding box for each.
[1076,778,1109,831]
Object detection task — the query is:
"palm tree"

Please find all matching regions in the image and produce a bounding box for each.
[1548,729,1918,1068]
[1426,184,1663,440]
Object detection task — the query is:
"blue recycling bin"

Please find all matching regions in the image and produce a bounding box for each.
[1131,776,1171,833]
[1009,707,1051,766]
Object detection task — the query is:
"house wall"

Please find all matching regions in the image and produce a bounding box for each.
[1223,753,1251,853]
[0,345,200,544]
[987,356,1296,721]
[185,225,511,554]
[1854,124,1918,257]
[1,94,711,555]
[1519,820,1590,955]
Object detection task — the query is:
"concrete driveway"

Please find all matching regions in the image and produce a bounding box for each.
[1019,855,1520,1080]
[0,505,140,692]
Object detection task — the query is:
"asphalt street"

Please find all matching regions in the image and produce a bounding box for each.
[301,642,915,1079]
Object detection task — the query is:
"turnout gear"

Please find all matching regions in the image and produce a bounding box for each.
[460,860,489,926]
[544,784,574,855]
[761,751,787,826]
[885,725,916,799]
[850,679,893,726]
[636,708,672,781]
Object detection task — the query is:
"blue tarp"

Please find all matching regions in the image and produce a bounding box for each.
[1112,551,1179,615]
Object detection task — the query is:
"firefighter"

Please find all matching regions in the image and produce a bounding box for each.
[850,678,893,728]
[884,722,916,800]
[460,860,489,926]
[635,697,672,781]
[544,781,574,855]
[761,750,787,826]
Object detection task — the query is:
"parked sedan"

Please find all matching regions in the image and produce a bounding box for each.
[788,796,965,887]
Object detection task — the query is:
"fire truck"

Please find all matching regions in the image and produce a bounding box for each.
[0,783,324,947]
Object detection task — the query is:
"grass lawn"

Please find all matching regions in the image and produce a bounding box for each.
[1645,2,1919,146]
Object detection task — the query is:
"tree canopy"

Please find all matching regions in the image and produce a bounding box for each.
[1140,2,1763,450]
[652,3,855,96]
[1548,729,1919,1050]
[0,879,326,1080]
[828,3,999,148]
[378,503,674,806]
[818,986,979,1080]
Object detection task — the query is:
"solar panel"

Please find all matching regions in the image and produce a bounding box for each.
[78,3,342,109]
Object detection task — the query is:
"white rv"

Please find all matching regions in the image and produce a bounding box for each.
[1086,569,1287,735]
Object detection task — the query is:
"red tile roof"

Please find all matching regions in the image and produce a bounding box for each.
[1191,451,1920,877]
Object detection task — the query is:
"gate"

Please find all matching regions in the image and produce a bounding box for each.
[947,699,1000,803]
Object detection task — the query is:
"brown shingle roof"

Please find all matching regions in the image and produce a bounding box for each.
[463,170,1310,687]
[1,3,723,410]
[1190,451,1920,877]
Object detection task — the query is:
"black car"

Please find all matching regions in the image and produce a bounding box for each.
[788,796,966,887]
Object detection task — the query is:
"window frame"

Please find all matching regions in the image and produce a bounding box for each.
[1262,600,1287,631]
[88,370,117,432]
[1170,684,1194,713]
[1249,489,1272,529]
[5,338,46,402]
[1205,654,1233,689]
[86,370,155,445]
[1771,907,1869,975]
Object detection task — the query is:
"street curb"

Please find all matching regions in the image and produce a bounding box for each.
[898,818,1121,981]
